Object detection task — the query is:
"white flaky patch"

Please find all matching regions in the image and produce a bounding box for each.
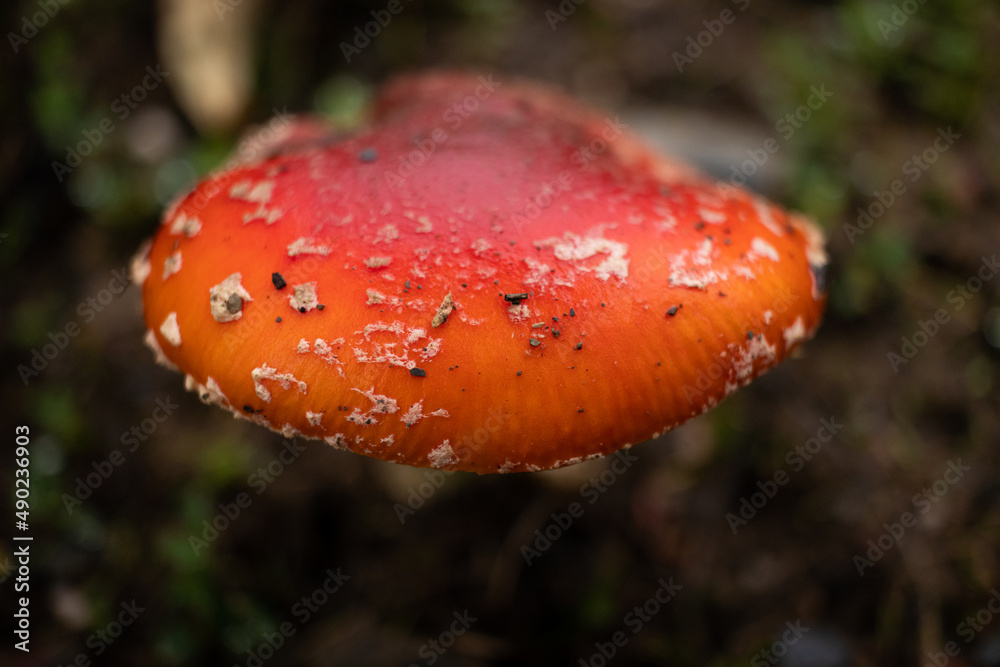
[352,322,440,369]
[244,208,283,225]
[233,180,283,225]
[289,282,319,312]
[346,387,399,426]
[669,238,726,289]
[288,237,331,257]
[168,212,202,237]
[251,364,307,403]
[185,374,232,410]
[535,230,630,281]
[789,213,829,300]
[160,312,181,346]
[506,303,531,323]
[427,440,457,469]
[753,198,785,237]
[296,338,310,354]
[210,273,253,322]
[764,310,774,325]
[698,207,728,224]
[366,289,386,305]
[414,215,433,233]
[324,433,349,450]
[130,240,152,286]
[731,334,778,380]
[374,223,400,244]
[364,256,392,268]
[749,237,780,262]
[163,251,182,280]
[783,316,807,348]
[313,338,344,366]
[522,257,552,285]
[144,329,179,370]
[400,401,450,427]
[306,411,323,426]
[471,238,491,255]
[229,180,275,204]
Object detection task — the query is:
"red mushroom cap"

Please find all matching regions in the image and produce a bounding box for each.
[133,71,827,474]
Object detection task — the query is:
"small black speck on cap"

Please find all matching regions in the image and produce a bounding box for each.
[359,147,378,162]
[225,293,243,314]
[569,308,576,317]
[516,370,522,376]
[272,272,287,290]
[667,305,679,317]
[410,367,427,377]
[317,304,325,311]
[276,317,282,323]
[242,405,253,413]
[299,307,306,314]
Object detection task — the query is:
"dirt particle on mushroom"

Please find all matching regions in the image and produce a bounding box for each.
[504,292,529,305]
[289,282,319,312]
[529,338,540,347]
[272,272,287,289]
[210,273,254,323]
[226,293,243,314]
[410,367,427,377]
[431,292,454,328]
[359,147,377,162]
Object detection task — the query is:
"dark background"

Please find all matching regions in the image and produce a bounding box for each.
[2,0,1000,665]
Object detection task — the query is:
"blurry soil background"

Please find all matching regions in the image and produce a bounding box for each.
[2,0,1000,665]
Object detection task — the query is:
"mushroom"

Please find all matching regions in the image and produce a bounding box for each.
[133,72,827,474]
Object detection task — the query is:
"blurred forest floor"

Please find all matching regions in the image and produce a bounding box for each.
[2,0,1000,665]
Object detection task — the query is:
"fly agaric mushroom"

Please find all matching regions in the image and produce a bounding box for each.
[132,71,827,474]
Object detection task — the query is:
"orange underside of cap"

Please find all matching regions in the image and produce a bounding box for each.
[134,72,827,473]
